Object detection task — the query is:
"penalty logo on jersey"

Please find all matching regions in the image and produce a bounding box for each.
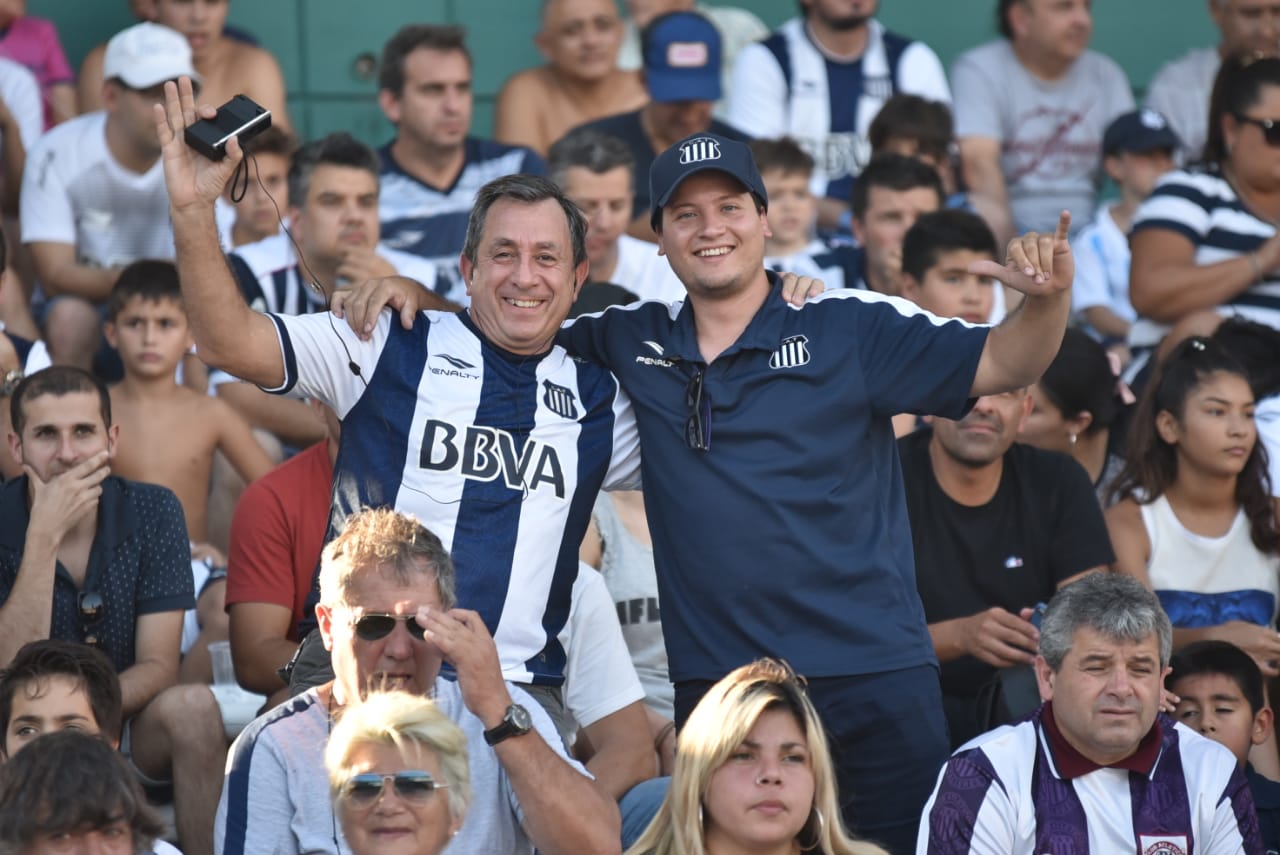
[679,137,721,165]
[769,335,811,370]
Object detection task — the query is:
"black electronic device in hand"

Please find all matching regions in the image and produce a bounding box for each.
[184,94,271,161]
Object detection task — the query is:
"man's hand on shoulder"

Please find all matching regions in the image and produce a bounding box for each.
[418,606,512,728]
[777,271,826,306]
[331,276,434,341]
[25,451,110,548]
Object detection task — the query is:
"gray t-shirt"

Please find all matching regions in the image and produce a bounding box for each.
[1145,46,1219,164]
[951,40,1134,235]
[215,680,586,855]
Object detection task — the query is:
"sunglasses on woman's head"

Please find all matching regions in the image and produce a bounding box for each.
[348,612,427,642]
[341,771,448,807]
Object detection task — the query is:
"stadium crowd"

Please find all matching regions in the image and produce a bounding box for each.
[3,1,1280,854]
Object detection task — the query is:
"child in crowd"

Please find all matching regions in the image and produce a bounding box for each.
[868,92,965,208]
[0,638,121,757]
[1107,336,1280,785]
[218,125,296,249]
[1167,640,1280,850]
[102,260,274,681]
[899,208,998,326]
[1072,109,1179,355]
[750,137,862,290]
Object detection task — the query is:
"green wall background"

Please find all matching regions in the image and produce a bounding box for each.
[28,0,1214,146]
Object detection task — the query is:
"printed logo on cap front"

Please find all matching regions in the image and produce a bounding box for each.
[679,137,721,165]
[1140,108,1166,130]
[667,41,709,68]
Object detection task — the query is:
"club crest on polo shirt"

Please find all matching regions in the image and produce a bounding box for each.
[769,335,810,369]
[1140,836,1188,855]
[679,137,721,165]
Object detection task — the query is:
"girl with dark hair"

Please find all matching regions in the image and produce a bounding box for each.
[1019,327,1132,503]
[1106,336,1280,683]
[1128,55,1280,377]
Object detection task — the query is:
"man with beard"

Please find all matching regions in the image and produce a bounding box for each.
[726,0,951,232]
[951,0,1132,245]
[899,385,1112,748]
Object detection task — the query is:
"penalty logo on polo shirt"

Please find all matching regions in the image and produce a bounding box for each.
[1140,836,1188,855]
[679,137,721,165]
[542,380,579,420]
[769,335,810,370]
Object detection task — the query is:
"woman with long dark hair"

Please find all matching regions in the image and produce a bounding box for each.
[1106,336,1280,680]
[1128,55,1280,373]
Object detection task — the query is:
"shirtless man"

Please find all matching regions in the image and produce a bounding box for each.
[495,0,648,156]
[79,0,291,130]
[102,260,273,680]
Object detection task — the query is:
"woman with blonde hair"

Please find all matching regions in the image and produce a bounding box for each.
[325,691,472,855]
[627,659,887,855]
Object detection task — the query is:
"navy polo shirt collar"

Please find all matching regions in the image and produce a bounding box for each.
[666,270,791,364]
[0,475,138,591]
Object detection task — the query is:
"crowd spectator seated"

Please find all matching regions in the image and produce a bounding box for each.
[901,381,1112,746]
[565,10,749,238]
[0,1,76,128]
[728,0,950,234]
[919,573,1262,852]
[21,22,192,373]
[1130,56,1280,381]
[376,24,545,299]
[79,0,291,129]
[1147,0,1280,164]
[218,125,295,250]
[0,366,225,855]
[952,0,1132,244]
[751,137,862,290]
[868,93,966,209]
[849,152,945,296]
[547,128,684,301]
[616,0,766,120]
[1017,327,1133,504]
[494,0,647,157]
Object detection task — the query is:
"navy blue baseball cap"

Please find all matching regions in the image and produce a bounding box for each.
[1102,109,1181,155]
[649,132,769,229]
[642,11,722,104]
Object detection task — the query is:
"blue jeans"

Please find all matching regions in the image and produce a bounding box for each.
[619,776,669,849]
[675,664,950,855]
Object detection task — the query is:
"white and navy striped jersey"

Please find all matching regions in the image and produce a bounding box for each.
[727,17,951,202]
[766,239,865,291]
[919,706,1262,854]
[1130,169,1280,348]
[266,309,640,685]
[226,232,446,316]
[378,139,545,301]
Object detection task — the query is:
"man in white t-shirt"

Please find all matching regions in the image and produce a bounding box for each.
[547,129,685,303]
[0,56,41,213]
[20,22,197,372]
[727,0,951,232]
[1146,0,1280,164]
[952,0,1132,246]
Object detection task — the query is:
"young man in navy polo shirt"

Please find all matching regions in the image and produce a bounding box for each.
[339,135,1076,854]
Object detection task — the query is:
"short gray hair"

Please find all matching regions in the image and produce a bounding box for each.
[461,174,588,269]
[1039,573,1173,670]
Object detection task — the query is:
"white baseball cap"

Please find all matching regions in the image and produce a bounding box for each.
[103,22,200,90]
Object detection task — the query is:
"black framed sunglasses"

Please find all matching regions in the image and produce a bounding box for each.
[685,367,712,451]
[1235,113,1280,146]
[349,612,427,642]
[78,591,106,649]
[341,771,449,807]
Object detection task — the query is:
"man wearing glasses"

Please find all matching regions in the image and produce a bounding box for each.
[217,507,616,855]
[0,366,225,855]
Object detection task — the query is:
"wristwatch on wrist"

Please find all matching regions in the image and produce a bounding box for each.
[483,703,533,746]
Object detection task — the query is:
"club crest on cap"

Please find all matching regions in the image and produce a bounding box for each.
[679,137,721,165]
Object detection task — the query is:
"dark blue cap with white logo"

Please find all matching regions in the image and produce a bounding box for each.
[649,132,769,229]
